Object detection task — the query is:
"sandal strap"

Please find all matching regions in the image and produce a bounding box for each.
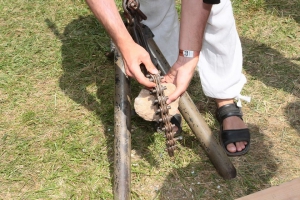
[222,129,250,146]
[216,103,243,123]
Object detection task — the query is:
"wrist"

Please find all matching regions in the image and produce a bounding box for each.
[179,49,200,58]
[117,38,136,56]
[177,49,199,63]
[174,57,198,73]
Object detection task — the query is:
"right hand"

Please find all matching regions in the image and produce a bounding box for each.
[120,41,158,88]
[163,56,199,104]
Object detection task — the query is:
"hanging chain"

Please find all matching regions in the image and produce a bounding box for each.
[146,72,179,157]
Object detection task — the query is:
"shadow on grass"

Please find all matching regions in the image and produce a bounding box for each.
[45,15,164,189]
[285,101,300,133]
[241,37,300,134]
[264,0,300,24]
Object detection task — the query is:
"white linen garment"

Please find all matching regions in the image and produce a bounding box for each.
[139,0,248,101]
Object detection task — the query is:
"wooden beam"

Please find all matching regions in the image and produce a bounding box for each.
[236,178,300,200]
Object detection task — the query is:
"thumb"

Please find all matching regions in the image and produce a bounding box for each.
[134,69,156,88]
[166,87,183,104]
[143,57,158,75]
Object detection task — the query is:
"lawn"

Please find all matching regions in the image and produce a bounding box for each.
[0,0,299,199]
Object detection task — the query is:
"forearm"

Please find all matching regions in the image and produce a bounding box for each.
[86,0,158,87]
[164,1,212,103]
[179,0,212,52]
[85,0,134,52]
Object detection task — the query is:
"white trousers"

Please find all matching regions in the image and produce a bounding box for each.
[140,0,247,100]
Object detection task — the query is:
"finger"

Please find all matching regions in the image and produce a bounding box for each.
[123,61,133,77]
[124,68,133,77]
[143,57,158,75]
[134,70,156,88]
[161,75,168,83]
[166,87,184,104]
[163,73,175,84]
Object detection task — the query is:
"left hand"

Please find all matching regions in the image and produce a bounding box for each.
[163,56,199,104]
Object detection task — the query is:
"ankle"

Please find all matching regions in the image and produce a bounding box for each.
[215,99,234,108]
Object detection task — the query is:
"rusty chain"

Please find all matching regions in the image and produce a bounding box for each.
[146,72,179,157]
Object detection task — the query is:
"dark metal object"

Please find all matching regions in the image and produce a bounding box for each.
[114,50,131,200]
[123,0,146,26]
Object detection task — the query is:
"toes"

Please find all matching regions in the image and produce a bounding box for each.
[236,141,246,152]
[226,143,237,153]
[227,142,247,153]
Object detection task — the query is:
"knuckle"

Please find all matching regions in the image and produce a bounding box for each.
[141,52,150,60]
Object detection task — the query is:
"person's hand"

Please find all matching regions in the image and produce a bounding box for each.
[120,41,158,88]
[163,56,199,104]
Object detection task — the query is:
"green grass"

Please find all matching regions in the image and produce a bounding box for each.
[0,0,299,199]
